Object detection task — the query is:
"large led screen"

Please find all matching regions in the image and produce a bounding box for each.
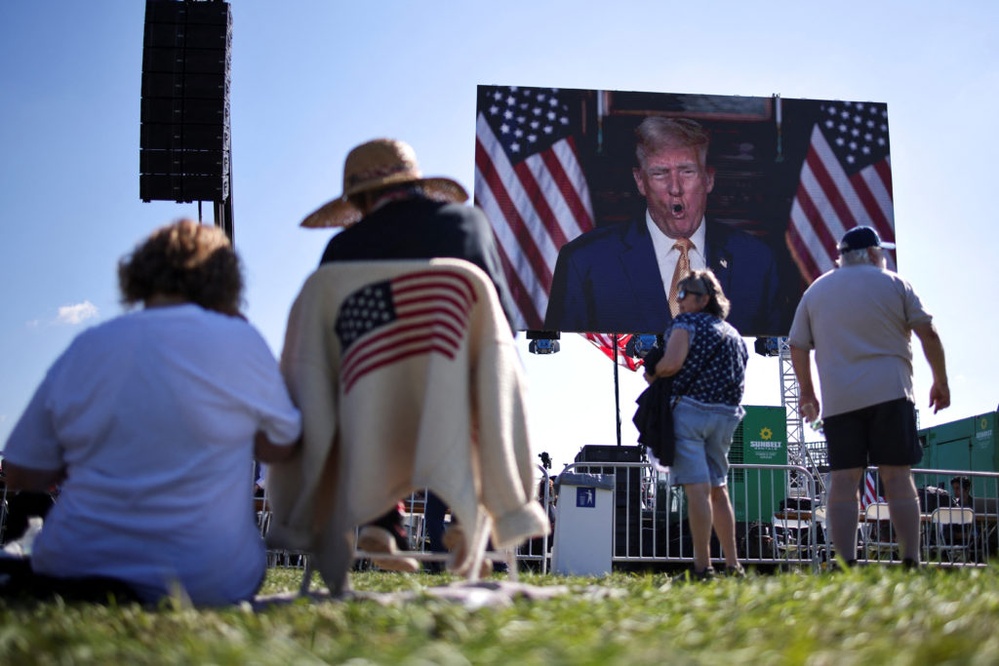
[474,86,895,337]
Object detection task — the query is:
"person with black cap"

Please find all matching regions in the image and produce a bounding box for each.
[788,225,950,568]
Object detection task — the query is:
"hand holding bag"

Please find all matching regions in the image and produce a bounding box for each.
[633,376,675,466]
[632,334,724,467]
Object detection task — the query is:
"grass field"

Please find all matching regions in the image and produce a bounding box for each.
[2,564,998,665]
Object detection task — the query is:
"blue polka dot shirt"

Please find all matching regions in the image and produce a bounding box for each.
[667,312,748,407]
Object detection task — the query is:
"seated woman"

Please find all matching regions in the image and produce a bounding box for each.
[1,220,301,606]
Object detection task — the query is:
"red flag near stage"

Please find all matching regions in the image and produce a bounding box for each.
[582,333,641,372]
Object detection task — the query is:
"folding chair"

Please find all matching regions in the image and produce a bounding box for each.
[809,504,831,561]
[772,513,813,562]
[862,502,898,561]
[929,507,976,563]
[266,259,549,596]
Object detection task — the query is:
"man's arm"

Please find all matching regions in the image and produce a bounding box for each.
[912,321,950,413]
[790,344,820,424]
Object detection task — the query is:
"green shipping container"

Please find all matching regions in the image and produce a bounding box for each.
[730,406,788,522]
[918,411,998,498]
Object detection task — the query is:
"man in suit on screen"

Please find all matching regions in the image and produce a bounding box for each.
[544,116,782,336]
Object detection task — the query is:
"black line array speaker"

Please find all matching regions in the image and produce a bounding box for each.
[574,445,644,557]
[140,0,231,203]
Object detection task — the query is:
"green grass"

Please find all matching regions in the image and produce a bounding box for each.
[3,565,999,664]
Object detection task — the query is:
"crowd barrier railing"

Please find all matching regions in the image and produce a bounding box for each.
[257,462,999,574]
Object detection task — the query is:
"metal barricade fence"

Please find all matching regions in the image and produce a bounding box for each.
[394,465,556,573]
[258,465,556,573]
[257,461,999,573]
[509,466,555,573]
[862,467,999,566]
[560,460,821,572]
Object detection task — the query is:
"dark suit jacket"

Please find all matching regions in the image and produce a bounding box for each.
[321,197,518,330]
[544,217,782,335]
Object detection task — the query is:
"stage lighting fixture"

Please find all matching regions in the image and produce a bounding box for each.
[754,336,780,357]
[529,339,560,354]
[527,330,560,355]
[625,334,661,359]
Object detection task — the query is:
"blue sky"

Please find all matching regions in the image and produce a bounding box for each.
[2,1,997,471]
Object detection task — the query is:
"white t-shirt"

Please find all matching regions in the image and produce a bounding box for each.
[2,305,301,605]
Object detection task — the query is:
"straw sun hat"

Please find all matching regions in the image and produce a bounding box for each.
[299,138,469,228]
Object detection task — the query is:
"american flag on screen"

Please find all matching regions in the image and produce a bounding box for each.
[786,101,895,283]
[861,471,883,510]
[334,270,477,392]
[474,85,594,330]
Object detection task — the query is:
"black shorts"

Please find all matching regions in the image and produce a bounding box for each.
[823,397,923,470]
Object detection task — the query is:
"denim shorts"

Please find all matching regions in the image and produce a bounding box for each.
[670,397,743,487]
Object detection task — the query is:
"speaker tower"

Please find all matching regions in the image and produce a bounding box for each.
[139,0,231,204]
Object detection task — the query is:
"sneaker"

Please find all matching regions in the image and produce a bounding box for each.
[356,526,419,573]
[825,558,858,573]
[673,567,716,583]
[722,563,746,578]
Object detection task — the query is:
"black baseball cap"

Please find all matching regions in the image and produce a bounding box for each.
[838,226,896,252]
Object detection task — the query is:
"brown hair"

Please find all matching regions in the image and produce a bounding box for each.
[118,219,243,315]
[678,269,730,320]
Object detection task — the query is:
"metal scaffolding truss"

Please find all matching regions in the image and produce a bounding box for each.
[778,337,828,498]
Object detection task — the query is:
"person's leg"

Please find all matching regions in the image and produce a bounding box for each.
[671,401,715,575]
[710,485,739,568]
[367,503,409,551]
[700,410,741,571]
[424,492,447,550]
[822,407,872,564]
[357,502,419,573]
[423,491,447,573]
[869,399,924,564]
[2,491,54,544]
[827,468,863,562]
[684,482,713,572]
[880,465,921,562]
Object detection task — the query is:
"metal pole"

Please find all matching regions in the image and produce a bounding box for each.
[779,336,827,498]
[613,333,622,447]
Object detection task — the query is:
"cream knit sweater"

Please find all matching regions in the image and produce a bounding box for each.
[266,259,548,593]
